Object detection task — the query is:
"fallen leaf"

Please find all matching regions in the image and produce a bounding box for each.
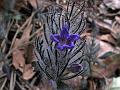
[98,41,117,59]
[28,0,37,9]
[98,34,116,46]
[11,15,35,80]
[28,0,52,10]
[12,22,33,71]
[93,19,112,34]
[92,56,120,78]
[101,58,120,77]
[104,0,120,10]
[112,20,120,39]
[12,39,25,72]
[22,64,35,80]
[20,24,33,45]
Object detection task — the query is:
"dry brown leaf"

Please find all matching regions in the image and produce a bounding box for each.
[28,0,52,10]
[92,40,120,77]
[9,12,35,82]
[92,56,120,78]
[12,39,25,72]
[20,24,33,45]
[22,64,35,80]
[115,16,120,24]
[95,19,112,34]
[112,20,120,39]
[104,0,120,10]
[12,24,33,73]
[101,58,120,77]
[28,0,37,9]
[98,34,116,45]
[92,57,113,78]
[98,41,116,58]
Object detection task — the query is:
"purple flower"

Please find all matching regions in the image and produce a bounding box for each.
[49,79,57,89]
[50,23,80,50]
[68,63,83,73]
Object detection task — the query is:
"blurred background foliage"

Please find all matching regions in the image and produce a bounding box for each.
[0,0,120,90]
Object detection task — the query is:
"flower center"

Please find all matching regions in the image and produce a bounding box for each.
[60,38,69,45]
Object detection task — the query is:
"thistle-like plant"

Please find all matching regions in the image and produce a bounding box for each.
[33,0,91,88]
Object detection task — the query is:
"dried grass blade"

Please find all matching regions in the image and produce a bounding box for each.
[0,78,7,90]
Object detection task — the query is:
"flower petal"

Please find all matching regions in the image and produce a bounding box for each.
[65,42,75,49]
[56,42,75,50]
[60,24,69,38]
[56,43,65,50]
[50,34,60,42]
[68,34,80,42]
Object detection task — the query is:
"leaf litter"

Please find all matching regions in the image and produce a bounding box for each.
[0,0,120,90]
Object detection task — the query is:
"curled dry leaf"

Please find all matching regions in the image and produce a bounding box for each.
[92,57,114,78]
[92,52,120,78]
[12,21,35,80]
[100,57,120,77]
[28,0,37,9]
[115,16,120,24]
[98,41,118,59]
[20,24,33,44]
[95,19,112,34]
[12,39,25,72]
[22,64,35,80]
[98,34,116,45]
[28,0,51,10]
[103,0,120,10]
[112,20,120,39]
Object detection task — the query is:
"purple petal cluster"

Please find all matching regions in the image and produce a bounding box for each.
[68,63,83,73]
[50,23,79,50]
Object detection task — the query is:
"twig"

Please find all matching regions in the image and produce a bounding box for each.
[30,25,43,39]
[16,81,26,90]
[9,12,35,51]
[9,72,16,90]
[0,74,6,79]
[1,19,14,53]
[0,78,7,90]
